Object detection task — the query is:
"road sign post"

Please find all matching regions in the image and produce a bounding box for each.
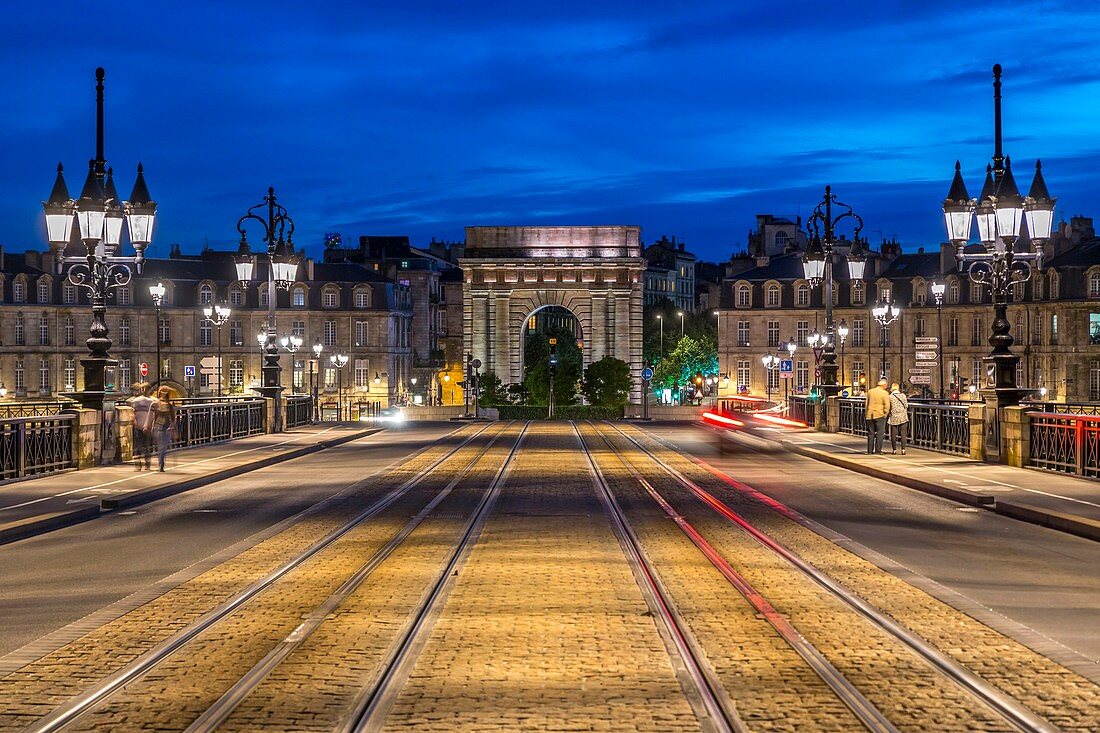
[139,362,148,378]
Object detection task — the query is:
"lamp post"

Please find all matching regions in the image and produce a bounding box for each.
[330,353,348,420]
[149,282,165,388]
[202,303,231,396]
[785,338,797,402]
[410,376,418,405]
[43,68,157,409]
[234,188,299,432]
[872,300,901,380]
[802,185,866,400]
[930,282,946,398]
[310,341,322,421]
[678,311,685,340]
[656,314,664,360]
[761,354,780,404]
[280,334,302,394]
[941,64,1053,419]
[836,319,849,387]
[442,372,452,406]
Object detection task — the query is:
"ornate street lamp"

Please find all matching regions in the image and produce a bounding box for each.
[310,341,323,421]
[202,304,231,396]
[761,353,780,404]
[280,333,303,395]
[44,68,157,409]
[330,353,349,421]
[235,188,299,432]
[149,282,166,387]
[941,64,1053,413]
[836,319,849,387]
[872,300,901,380]
[802,185,866,398]
[930,282,947,398]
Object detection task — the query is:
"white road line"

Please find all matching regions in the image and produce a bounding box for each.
[0,426,351,513]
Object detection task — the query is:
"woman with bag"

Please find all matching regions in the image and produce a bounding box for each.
[888,382,910,455]
[151,386,176,472]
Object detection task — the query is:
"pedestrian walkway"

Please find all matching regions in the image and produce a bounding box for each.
[767,428,1100,542]
[0,424,378,544]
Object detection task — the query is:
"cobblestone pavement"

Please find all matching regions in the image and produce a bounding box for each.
[616,423,1100,732]
[0,423,488,731]
[380,422,701,732]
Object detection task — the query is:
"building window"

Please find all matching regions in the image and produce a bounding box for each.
[13,281,25,303]
[971,317,983,346]
[230,359,244,387]
[291,320,305,338]
[972,358,982,386]
[736,321,750,347]
[736,284,750,308]
[796,284,809,307]
[1050,272,1059,299]
[767,364,779,391]
[795,360,809,392]
[1051,314,1059,345]
[766,284,780,307]
[161,357,171,380]
[39,313,50,345]
[324,365,337,388]
[199,321,212,347]
[64,358,75,391]
[1090,272,1100,298]
[292,286,306,307]
[915,283,926,306]
[119,317,131,346]
[355,359,370,388]
[767,321,779,348]
[199,283,213,304]
[293,360,305,391]
[1034,276,1044,300]
[63,284,76,304]
[119,359,130,389]
[322,287,338,308]
[852,360,865,387]
[117,286,131,305]
[38,280,49,303]
[852,281,865,306]
[853,319,865,348]
[879,323,890,348]
[39,358,50,393]
[796,320,808,346]
[15,314,24,345]
[229,286,243,306]
[1092,361,1100,402]
[948,317,959,346]
[1089,314,1100,345]
[64,316,75,346]
[949,281,960,304]
[355,289,370,309]
[880,286,891,304]
[970,282,982,303]
[158,317,171,345]
[1032,319,1042,346]
[915,315,926,338]
[324,319,337,346]
[230,320,242,346]
[14,360,24,393]
[355,321,369,347]
[736,360,750,391]
[259,286,269,307]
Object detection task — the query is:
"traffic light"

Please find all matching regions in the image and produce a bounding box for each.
[958,376,969,396]
[548,337,558,374]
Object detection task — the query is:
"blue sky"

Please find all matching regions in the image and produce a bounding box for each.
[2,1,1099,262]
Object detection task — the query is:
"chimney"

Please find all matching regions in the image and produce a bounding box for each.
[939,242,955,276]
[24,250,41,269]
[306,257,315,281]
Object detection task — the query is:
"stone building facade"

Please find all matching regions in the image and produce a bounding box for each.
[0,244,412,409]
[643,235,696,311]
[461,226,645,401]
[716,216,1100,403]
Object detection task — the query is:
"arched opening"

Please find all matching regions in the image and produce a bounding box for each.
[517,305,583,406]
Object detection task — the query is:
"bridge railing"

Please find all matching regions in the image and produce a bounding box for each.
[0,414,76,482]
[837,398,969,455]
[168,399,266,450]
[0,401,74,419]
[1029,412,1100,478]
[787,395,816,426]
[284,395,313,429]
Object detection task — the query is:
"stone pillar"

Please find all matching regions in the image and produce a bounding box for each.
[261,397,277,434]
[116,405,134,463]
[968,403,986,462]
[72,408,102,470]
[1000,406,1031,468]
[823,396,841,433]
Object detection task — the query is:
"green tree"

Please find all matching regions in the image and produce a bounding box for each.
[643,298,719,366]
[523,327,582,405]
[652,335,718,395]
[581,357,633,407]
[477,370,510,406]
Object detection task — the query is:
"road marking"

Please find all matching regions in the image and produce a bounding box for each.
[0,426,346,513]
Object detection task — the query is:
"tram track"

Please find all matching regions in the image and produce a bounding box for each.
[586,420,1060,733]
[21,421,516,733]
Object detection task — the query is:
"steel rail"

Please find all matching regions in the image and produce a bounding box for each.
[605,422,1059,733]
[183,421,524,732]
[589,422,897,733]
[574,422,743,733]
[24,421,499,733]
[342,421,530,732]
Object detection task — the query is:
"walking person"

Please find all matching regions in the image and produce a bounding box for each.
[865,378,890,454]
[129,382,155,470]
[151,386,176,472]
[888,382,910,455]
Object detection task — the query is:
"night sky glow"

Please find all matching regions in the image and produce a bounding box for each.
[3,1,1100,261]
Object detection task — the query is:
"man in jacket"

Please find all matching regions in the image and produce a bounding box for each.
[865,378,890,454]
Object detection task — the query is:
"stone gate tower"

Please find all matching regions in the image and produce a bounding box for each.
[460,226,645,402]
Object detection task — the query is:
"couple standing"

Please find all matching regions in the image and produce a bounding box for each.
[130,384,176,471]
[864,378,910,455]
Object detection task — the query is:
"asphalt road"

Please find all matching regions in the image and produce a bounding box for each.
[640,422,1100,673]
[0,422,463,658]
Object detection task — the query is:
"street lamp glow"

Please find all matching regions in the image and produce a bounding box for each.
[930,281,946,304]
[148,282,165,307]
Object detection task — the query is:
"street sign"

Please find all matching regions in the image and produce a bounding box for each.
[779,359,793,378]
[915,360,938,368]
[199,356,218,374]
[915,336,939,343]
[184,365,196,378]
[909,374,932,384]
[915,350,938,361]
[139,362,148,377]
[641,366,653,381]
[814,367,821,378]
[909,368,932,376]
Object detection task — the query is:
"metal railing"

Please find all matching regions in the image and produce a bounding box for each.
[1024,401,1100,416]
[838,398,868,436]
[284,395,313,429]
[1029,412,1100,478]
[0,401,74,419]
[787,395,816,426]
[168,399,265,450]
[838,397,970,455]
[0,414,76,482]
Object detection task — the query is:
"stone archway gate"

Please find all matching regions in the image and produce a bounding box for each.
[461,226,645,403]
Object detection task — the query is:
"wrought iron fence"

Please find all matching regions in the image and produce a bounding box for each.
[838,398,868,436]
[787,395,816,426]
[908,403,970,455]
[168,399,265,450]
[0,414,76,482]
[1029,412,1100,478]
[1024,402,1100,416]
[0,401,74,419]
[284,395,313,429]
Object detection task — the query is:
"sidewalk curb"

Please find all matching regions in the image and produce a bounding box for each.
[0,428,379,545]
[778,437,1100,542]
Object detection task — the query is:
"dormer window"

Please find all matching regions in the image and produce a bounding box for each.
[354,289,371,309]
[292,286,306,307]
[38,280,50,303]
[322,286,339,308]
[13,280,25,303]
[199,283,213,304]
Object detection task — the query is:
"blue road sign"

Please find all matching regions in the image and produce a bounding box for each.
[779,359,794,377]
[184,365,196,378]
[641,366,653,380]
